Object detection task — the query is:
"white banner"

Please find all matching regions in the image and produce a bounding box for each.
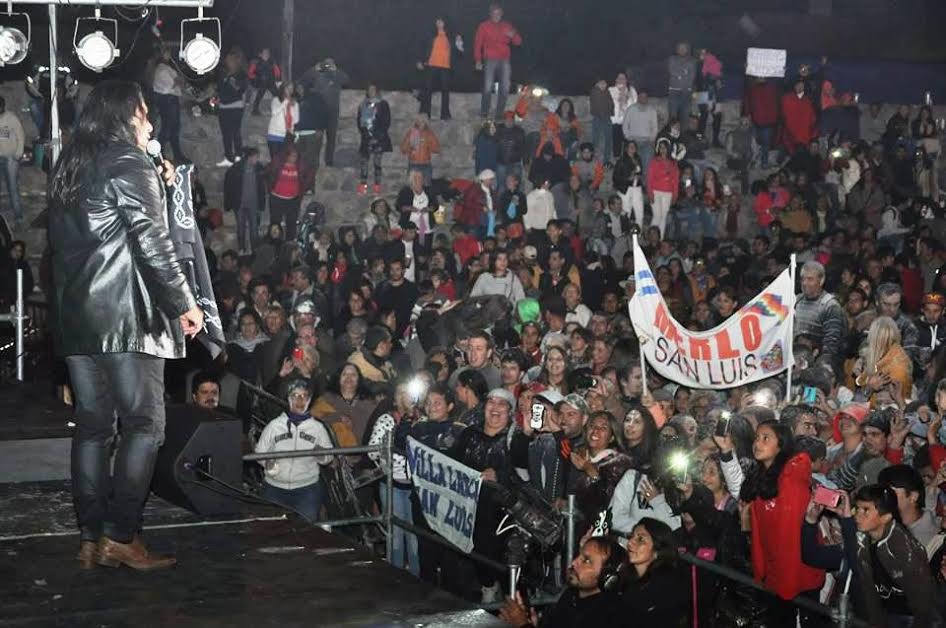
[628,240,794,389]
[746,47,787,78]
[406,436,482,553]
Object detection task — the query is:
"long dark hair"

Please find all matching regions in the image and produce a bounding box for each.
[325,363,372,400]
[49,80,145,204]
[739,419,796,502]
[632,517,678,576]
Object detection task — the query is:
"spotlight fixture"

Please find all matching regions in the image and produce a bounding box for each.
[0,6,30,67]
[179,6,220,75]
[73,8,120,72]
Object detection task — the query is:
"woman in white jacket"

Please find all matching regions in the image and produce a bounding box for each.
[609,465,682,538]
[255,379,333,522]
[267,82,299,160]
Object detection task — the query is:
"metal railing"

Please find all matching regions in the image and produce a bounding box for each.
[244,437,865,625]
[677,549,866,628]
[0,269,28,381]
[242,437,397,564]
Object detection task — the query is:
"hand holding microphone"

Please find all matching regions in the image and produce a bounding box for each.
[146,139,176,186]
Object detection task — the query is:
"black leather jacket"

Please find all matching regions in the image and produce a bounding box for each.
[48,143,196,358]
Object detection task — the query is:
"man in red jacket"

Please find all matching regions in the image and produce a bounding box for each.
[743,77,779,168]
[780,80,817,157]
[474,3,522,120]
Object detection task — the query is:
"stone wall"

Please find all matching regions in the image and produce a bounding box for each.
[7,84,946,264]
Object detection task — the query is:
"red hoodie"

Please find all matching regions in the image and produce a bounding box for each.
[750,453,825,600]
[780,92,817,152]
[743,81,779,127]
[646,157,680,200]
[473,19,522,63]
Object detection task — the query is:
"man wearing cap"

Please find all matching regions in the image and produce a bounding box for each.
[254,379,334,522]
[347,326,396,393]
[457,169,498,236]
[384,220,427,284]
[451,386,516,603]
[512,388,567,502]
[916,292,946,371]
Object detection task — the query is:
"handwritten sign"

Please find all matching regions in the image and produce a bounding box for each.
[746,48,786,78]
[406,436,482,553]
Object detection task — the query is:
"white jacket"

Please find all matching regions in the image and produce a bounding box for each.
[267,96,300,138]
[255,414,333,490]
[609,85,638,125]
[609,468,681,535]
[524,188,556,231]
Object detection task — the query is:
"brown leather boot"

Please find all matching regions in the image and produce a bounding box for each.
[94,535,177,571]
[76,541,97,570]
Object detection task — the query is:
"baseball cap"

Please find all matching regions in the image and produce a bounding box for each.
[487,388,516,408]
[535,390,564,405]
[523,245,538,260]
[561,393,589,415]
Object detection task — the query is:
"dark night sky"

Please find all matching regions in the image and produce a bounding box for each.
[0,0,944,98]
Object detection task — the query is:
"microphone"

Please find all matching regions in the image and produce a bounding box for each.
[145,139,164,168]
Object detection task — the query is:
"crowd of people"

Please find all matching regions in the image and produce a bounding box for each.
[18,2,946,626]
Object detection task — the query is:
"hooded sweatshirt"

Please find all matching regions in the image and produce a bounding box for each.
[255,413,333,489]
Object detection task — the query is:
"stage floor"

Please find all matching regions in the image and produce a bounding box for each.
[0,482,501,627]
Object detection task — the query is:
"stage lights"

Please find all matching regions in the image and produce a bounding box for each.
[73,8,119,72]
[179,6,220,75]
[0,5,30,67]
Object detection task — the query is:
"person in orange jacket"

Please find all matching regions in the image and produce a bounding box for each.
[399,114,440,185]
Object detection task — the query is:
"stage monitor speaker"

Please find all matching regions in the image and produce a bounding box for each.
[151,404,244,516]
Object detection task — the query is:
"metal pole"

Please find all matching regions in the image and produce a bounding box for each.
[785,253,797,401]
[242,444,382,461]
[282,0,294,81]
[564,494,576,571]
[15,268,23,381]
[507,564,519,601]
[48,4,60,166]
[384,432,394,564]
[631,234,648,397]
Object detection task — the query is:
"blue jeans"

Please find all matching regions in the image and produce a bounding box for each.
[628,138,654,175]
[380,486,420,577]
[66,353,166,543]
[481,58,511,118]
[674,206,700,241]
[29,98,44,136]
[592,117,612,164]
[495,162,522,186]
[699,208,718,240]
[0,157,22,219]
[755,125,773,167]
[667,89,692,123]
[263,480,323,523]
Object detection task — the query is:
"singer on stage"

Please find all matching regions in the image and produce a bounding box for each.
[48,81,204,571]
